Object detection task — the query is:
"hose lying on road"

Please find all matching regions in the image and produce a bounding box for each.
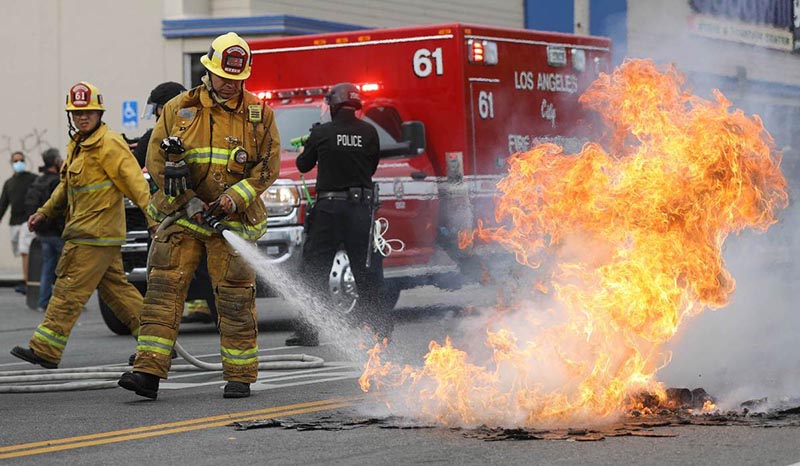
[0,341,325,393]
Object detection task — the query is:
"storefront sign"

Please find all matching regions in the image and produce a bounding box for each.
[689,0,793,29]
[688,0,797,51]
[689,14,794,50]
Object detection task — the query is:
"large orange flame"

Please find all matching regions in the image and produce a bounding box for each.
[360,59,788,427]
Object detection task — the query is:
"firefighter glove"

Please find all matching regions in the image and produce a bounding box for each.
[164,160,191,197]
[160,136,186,155]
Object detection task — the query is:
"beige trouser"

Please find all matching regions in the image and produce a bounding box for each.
[29,242,141,364]
[133,228,258,382]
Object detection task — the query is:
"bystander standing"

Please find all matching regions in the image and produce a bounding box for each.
[0,151,38,294]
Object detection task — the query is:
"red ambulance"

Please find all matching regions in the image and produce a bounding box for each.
[247,23,612,310]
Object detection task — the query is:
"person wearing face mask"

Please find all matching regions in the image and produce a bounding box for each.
[0,151,38,294]
[9,82,154,370]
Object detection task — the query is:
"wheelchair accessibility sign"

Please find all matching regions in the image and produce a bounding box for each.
[122,100,138,130]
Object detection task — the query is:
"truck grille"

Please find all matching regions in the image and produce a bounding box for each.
[122,252,148,272]
[125,202,149,232]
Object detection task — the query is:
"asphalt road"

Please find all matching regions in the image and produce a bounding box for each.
[1,285,799,466]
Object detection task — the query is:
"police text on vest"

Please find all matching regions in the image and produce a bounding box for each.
[337,134,362,147]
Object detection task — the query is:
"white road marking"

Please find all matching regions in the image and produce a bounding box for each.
[160,361,362,390]
[0,361,29,367]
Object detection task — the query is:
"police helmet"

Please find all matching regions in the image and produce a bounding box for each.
[325,83,362,111]
[143,82,186,119]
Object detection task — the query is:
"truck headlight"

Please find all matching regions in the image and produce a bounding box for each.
[261,183,299,216]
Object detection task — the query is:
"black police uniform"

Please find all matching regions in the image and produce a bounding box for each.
[294,107,389,342]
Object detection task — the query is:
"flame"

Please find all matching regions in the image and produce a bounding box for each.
[360,59,788,427]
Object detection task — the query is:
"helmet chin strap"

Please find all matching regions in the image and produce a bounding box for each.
[66,113,103,141]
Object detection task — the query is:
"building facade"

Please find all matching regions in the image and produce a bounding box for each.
[0,0,797,279]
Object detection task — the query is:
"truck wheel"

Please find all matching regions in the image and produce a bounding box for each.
[98,295,132,336]
[328,250,401,313]
[329,250,359,314]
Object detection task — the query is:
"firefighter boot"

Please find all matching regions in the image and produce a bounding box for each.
[118,371,160,400]
[223,382,250,398]
[10,346,58,369]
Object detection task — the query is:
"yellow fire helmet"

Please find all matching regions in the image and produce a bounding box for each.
[65,81,105,111]
[200,32,252,80]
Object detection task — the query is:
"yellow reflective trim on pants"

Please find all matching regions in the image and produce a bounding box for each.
[220,346,259,365]
[33,325,68,349]
[137,335,174,356]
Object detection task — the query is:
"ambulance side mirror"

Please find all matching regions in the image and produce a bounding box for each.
[379,121,426,158]
[401,121,426,155]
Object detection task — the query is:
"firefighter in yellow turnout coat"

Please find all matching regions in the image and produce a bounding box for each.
[10,82,153,369]
[119,32,280,399]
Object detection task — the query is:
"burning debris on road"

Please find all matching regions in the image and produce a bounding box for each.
[228,392,800,441]
[358,58,789,428]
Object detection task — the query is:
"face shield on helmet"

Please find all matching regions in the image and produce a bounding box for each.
[65,82,105,112]
[319,101,332,123]
[141,82,186,120]
[200,32,252,80]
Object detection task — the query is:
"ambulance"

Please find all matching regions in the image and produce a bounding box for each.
[249,23,612,310]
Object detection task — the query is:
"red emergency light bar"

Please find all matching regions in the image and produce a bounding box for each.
[256,83,381,101]
[359,83,380,92]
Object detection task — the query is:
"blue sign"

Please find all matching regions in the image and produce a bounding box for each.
[122,100,138,130]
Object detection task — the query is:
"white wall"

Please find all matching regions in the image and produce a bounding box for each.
[0,0,168,279]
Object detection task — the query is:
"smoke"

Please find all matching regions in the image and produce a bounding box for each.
[619,2,800,407]
[221,230,375,363]
[660,201,800,408]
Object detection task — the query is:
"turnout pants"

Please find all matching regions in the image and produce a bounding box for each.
[29,242,142,364]
[133,228,258,382]
[301,198,388,336]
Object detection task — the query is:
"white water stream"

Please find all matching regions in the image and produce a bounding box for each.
[222,230,372,361]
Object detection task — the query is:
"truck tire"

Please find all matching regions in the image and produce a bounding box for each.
[98,295,133,336]
[328,250,401,313]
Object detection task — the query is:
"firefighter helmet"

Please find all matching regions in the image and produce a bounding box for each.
[65,82,105,111]
[325,82,362,110]
[200,32,252,80]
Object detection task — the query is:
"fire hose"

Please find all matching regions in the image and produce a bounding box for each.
[0,341,324,393]
[0,200,326,393]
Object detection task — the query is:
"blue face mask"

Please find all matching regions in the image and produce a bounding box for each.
[12,161,25,173]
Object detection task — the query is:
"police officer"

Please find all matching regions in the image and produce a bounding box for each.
[286,82,390,346]
[10,82,153,368]
[119,32,280,400]
[135,81,186,168]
